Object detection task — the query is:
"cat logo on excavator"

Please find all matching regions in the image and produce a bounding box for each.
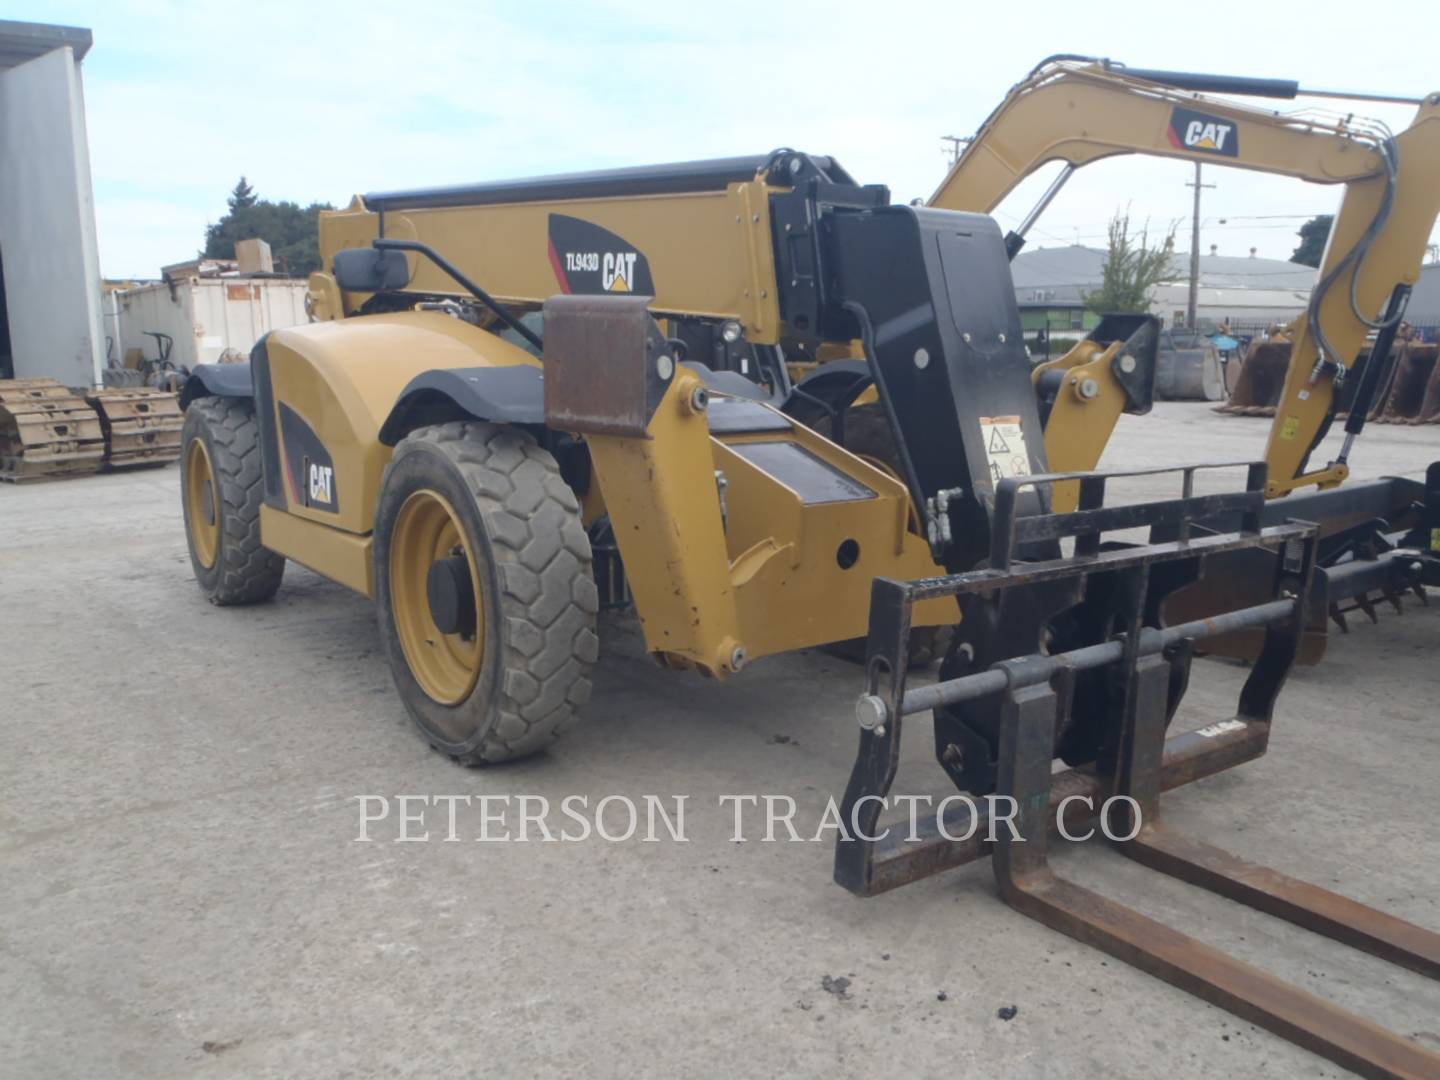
[1167,106,1238,156]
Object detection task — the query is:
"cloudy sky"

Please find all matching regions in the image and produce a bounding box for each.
[28,0,1440,279]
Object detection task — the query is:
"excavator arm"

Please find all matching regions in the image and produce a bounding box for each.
[931,58,1440,497]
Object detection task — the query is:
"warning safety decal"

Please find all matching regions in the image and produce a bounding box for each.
[979,415,1031,488]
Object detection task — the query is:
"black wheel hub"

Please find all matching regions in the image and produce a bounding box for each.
[426,553,476,637]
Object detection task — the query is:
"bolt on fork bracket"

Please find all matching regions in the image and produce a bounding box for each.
[836,463,1440,1079]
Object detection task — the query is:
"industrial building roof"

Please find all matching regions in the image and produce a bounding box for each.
[0,20,92,71]
[1011,245,1316,307]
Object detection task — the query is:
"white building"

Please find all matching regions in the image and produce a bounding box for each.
[1150,250,1315,328]
[1012,245,1315,332]
[0,20,105,386]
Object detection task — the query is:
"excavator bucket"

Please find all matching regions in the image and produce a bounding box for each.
[1221,338,1440,424]
[1154,334,1224,401]
[85,387,184,468]
[1375,341,1440,423]
[836,462,1440,1079]
[0,378,105,482]
[1217,338,1291,415]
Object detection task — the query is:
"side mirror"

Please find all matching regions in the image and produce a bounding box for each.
[333,247,411,292]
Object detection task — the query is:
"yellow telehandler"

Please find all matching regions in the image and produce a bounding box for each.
[174,61,1440,1078]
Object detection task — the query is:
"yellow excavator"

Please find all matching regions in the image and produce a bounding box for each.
[910,56,1440,656]
[173,60,1440,1077]
[930,55,1440,493]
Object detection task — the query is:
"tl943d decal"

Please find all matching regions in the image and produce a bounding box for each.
[279,402,339,512]
[1167,106,1239,157]
[547,214,656,295]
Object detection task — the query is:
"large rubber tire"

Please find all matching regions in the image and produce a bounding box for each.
[180,397,285,605]
[375,422,598,764]
[814,402,953,669]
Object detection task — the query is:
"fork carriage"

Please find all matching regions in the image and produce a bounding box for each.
[836,463,1440,1080]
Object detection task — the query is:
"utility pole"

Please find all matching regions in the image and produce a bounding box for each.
[941,135,967,166]
[1186,162,1215,329]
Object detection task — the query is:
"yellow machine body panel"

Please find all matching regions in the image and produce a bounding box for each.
[582,367,953,672]
[258,311,541,593]
[259,504,374,596]
[1033,339,1128,512]
[714,425,952,660]
[319,182,786,343]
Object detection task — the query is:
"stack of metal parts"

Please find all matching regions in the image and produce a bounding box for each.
[1369,340,1440,423]
[1219,337,1440,422]
[1214,338,1295,416]
[0,378,105,481]
[84,387,184,468]
[0,378,183,481]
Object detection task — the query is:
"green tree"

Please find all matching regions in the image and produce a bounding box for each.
[1291,214,1332,267]
[202,177,332,277]
[1083,211,1177,314]
[228,176,257,211]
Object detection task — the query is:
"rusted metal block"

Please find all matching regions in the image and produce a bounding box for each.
[541,294,673,438]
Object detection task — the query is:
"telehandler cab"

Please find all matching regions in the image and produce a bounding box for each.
[177,64,1440,1079]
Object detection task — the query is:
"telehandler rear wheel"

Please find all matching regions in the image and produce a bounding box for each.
[375,422,598,764]
[180,397,286,604]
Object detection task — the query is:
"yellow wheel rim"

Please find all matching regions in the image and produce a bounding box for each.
[390,489,484,705]
[186,437,220,569]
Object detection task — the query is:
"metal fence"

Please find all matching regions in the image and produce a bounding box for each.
[1023,319,1440,364]
[1223,319,1440,345]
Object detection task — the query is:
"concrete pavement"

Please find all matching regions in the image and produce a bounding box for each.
[2,404,1437,1078]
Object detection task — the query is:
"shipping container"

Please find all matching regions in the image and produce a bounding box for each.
[109,276,309,371]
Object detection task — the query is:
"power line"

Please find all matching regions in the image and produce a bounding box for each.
[1206,212,1333,221]
[940,135,968,166]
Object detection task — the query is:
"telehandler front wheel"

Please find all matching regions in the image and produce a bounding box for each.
[180,396,286,605]
[375,422,598,764]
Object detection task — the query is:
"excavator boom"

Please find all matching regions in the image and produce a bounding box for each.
[930,57,1440,497]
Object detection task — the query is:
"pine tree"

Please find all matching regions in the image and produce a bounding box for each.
[228,177,258,212]
[202,179,331,277]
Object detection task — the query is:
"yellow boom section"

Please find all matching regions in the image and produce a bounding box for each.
[930,59,1440,496]
[319,177,787,343]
